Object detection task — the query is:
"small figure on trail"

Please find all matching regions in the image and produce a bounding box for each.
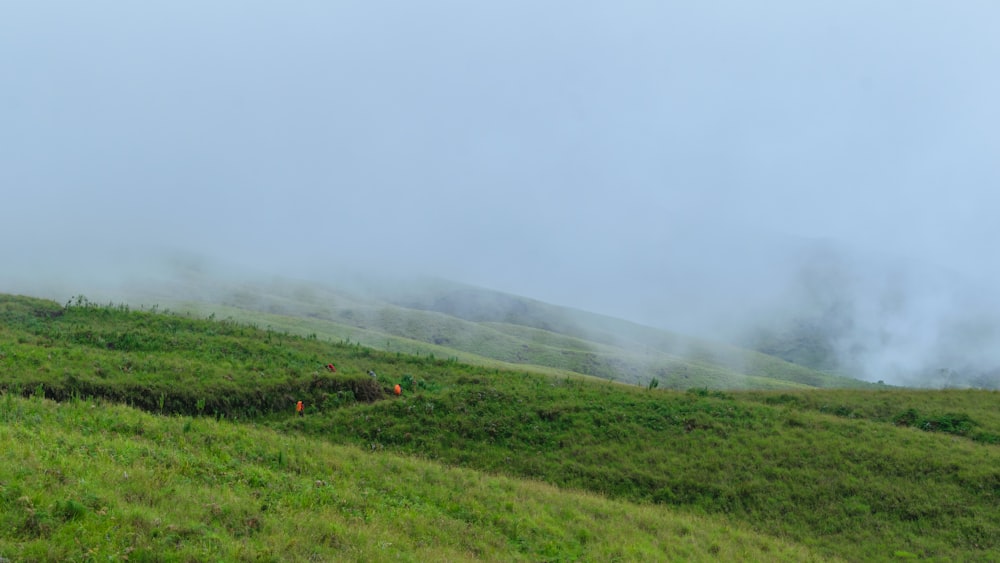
[296,400,304,417]
[393,384,402,396]
[325,364,336,373]
[368,370,377,380]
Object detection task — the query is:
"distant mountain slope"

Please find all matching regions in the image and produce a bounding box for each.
[100,270,873,390]
[360,276,873,388]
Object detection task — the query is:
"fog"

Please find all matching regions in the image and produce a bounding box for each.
[3,2,999,386]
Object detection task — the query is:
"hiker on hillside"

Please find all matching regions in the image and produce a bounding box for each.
[296,400,304,417]
[368,370,377,380]
[325,363,336,373]
[394,384,402,396]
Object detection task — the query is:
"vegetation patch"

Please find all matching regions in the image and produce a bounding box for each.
[2,293,1000,561]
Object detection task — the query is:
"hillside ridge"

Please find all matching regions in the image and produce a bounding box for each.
[93,272,875,390]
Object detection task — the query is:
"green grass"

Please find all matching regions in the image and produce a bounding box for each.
[282,381,1000,561]
[0,394,828,561]
[741,388,1000,444]
[0,295,387,418]
[2,292,999,561]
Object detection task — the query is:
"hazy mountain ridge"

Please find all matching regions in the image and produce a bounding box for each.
[95,267,872,390]
[366,277,877,388]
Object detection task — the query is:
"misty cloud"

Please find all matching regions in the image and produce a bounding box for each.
[3,2,999,387]
[734,242,1000,387]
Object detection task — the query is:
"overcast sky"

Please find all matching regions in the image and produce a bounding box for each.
[3,1,999,335]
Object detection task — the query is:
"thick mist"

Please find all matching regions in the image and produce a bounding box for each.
[3,2,999,387]
[724,241,1000,388]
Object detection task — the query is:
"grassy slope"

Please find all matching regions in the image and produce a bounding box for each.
[284,384,1000,561]
[0,395,823,562]
[171,301,810,391]
[370,278,876,388]
[114,274,872,390]
[3,293,998,561]
[741,388,1000,444]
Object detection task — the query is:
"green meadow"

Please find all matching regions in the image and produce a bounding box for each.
[1,394,823,562]
[1,293,998,561]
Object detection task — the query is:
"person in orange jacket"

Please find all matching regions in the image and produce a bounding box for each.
[296,400,304,416]
[393,384,401,396]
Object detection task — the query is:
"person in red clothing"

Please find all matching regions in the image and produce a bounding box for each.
[393,384,401,396]
[296,400,304,416]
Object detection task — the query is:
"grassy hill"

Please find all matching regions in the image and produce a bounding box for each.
[1,395,824,562]
[2,293,999,560]
[98,271,874,390]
